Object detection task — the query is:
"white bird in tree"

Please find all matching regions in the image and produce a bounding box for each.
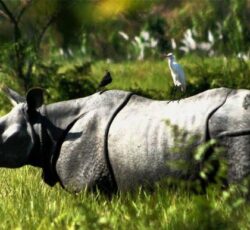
[164,53,186,92]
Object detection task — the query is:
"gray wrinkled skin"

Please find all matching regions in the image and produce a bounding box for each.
[209,90,250,182]
[0,87,249,193]
[108,88,230,190]
[55,91,132,192]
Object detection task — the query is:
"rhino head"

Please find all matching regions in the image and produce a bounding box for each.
[0,87,43,167]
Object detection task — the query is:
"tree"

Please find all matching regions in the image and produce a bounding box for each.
[0,0,154,91]
[0,0,58,90]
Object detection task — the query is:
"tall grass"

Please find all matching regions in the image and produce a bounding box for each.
[0,167,250,229]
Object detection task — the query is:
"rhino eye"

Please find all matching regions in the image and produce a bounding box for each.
[2,124,23,143]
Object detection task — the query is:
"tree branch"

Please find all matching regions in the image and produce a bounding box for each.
[0,0,21,41]
[24,13,57,89]
[17,0,33,23]
[24,60,34,90]
[0,0,17,25]
[36,14,57,50]
[0,9,8,19]
[0,0,24,82]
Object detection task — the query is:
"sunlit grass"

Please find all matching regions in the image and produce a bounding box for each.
[0,167,249,229]
[91,60,172,99]
[90,56,250,100]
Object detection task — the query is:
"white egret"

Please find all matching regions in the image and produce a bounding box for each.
[164,53,186,92]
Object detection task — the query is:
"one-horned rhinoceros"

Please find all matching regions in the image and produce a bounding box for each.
[0,87,250,194]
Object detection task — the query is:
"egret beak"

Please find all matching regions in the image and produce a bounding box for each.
[162,53,173,58]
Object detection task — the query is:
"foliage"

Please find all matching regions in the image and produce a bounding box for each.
[34,59,96,102]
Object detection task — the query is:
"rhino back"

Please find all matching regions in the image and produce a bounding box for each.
[108,88,231,190]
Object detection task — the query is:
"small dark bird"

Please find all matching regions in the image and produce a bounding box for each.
[97,70,112,94]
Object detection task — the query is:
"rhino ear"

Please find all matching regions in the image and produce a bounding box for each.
[26,88,44,111]
[2,86,26,106]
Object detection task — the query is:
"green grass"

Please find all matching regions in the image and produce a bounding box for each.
[0,167,250,229]
[0,57,250,229]
[90,56,250,100]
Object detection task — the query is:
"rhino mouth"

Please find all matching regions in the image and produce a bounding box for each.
[0,137,32,168]
[0,109,34,168]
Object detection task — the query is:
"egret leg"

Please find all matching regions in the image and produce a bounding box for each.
[172,86,177,100]
[180,87,187,99]
[99,88,107,95]
[97,87,106,94]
